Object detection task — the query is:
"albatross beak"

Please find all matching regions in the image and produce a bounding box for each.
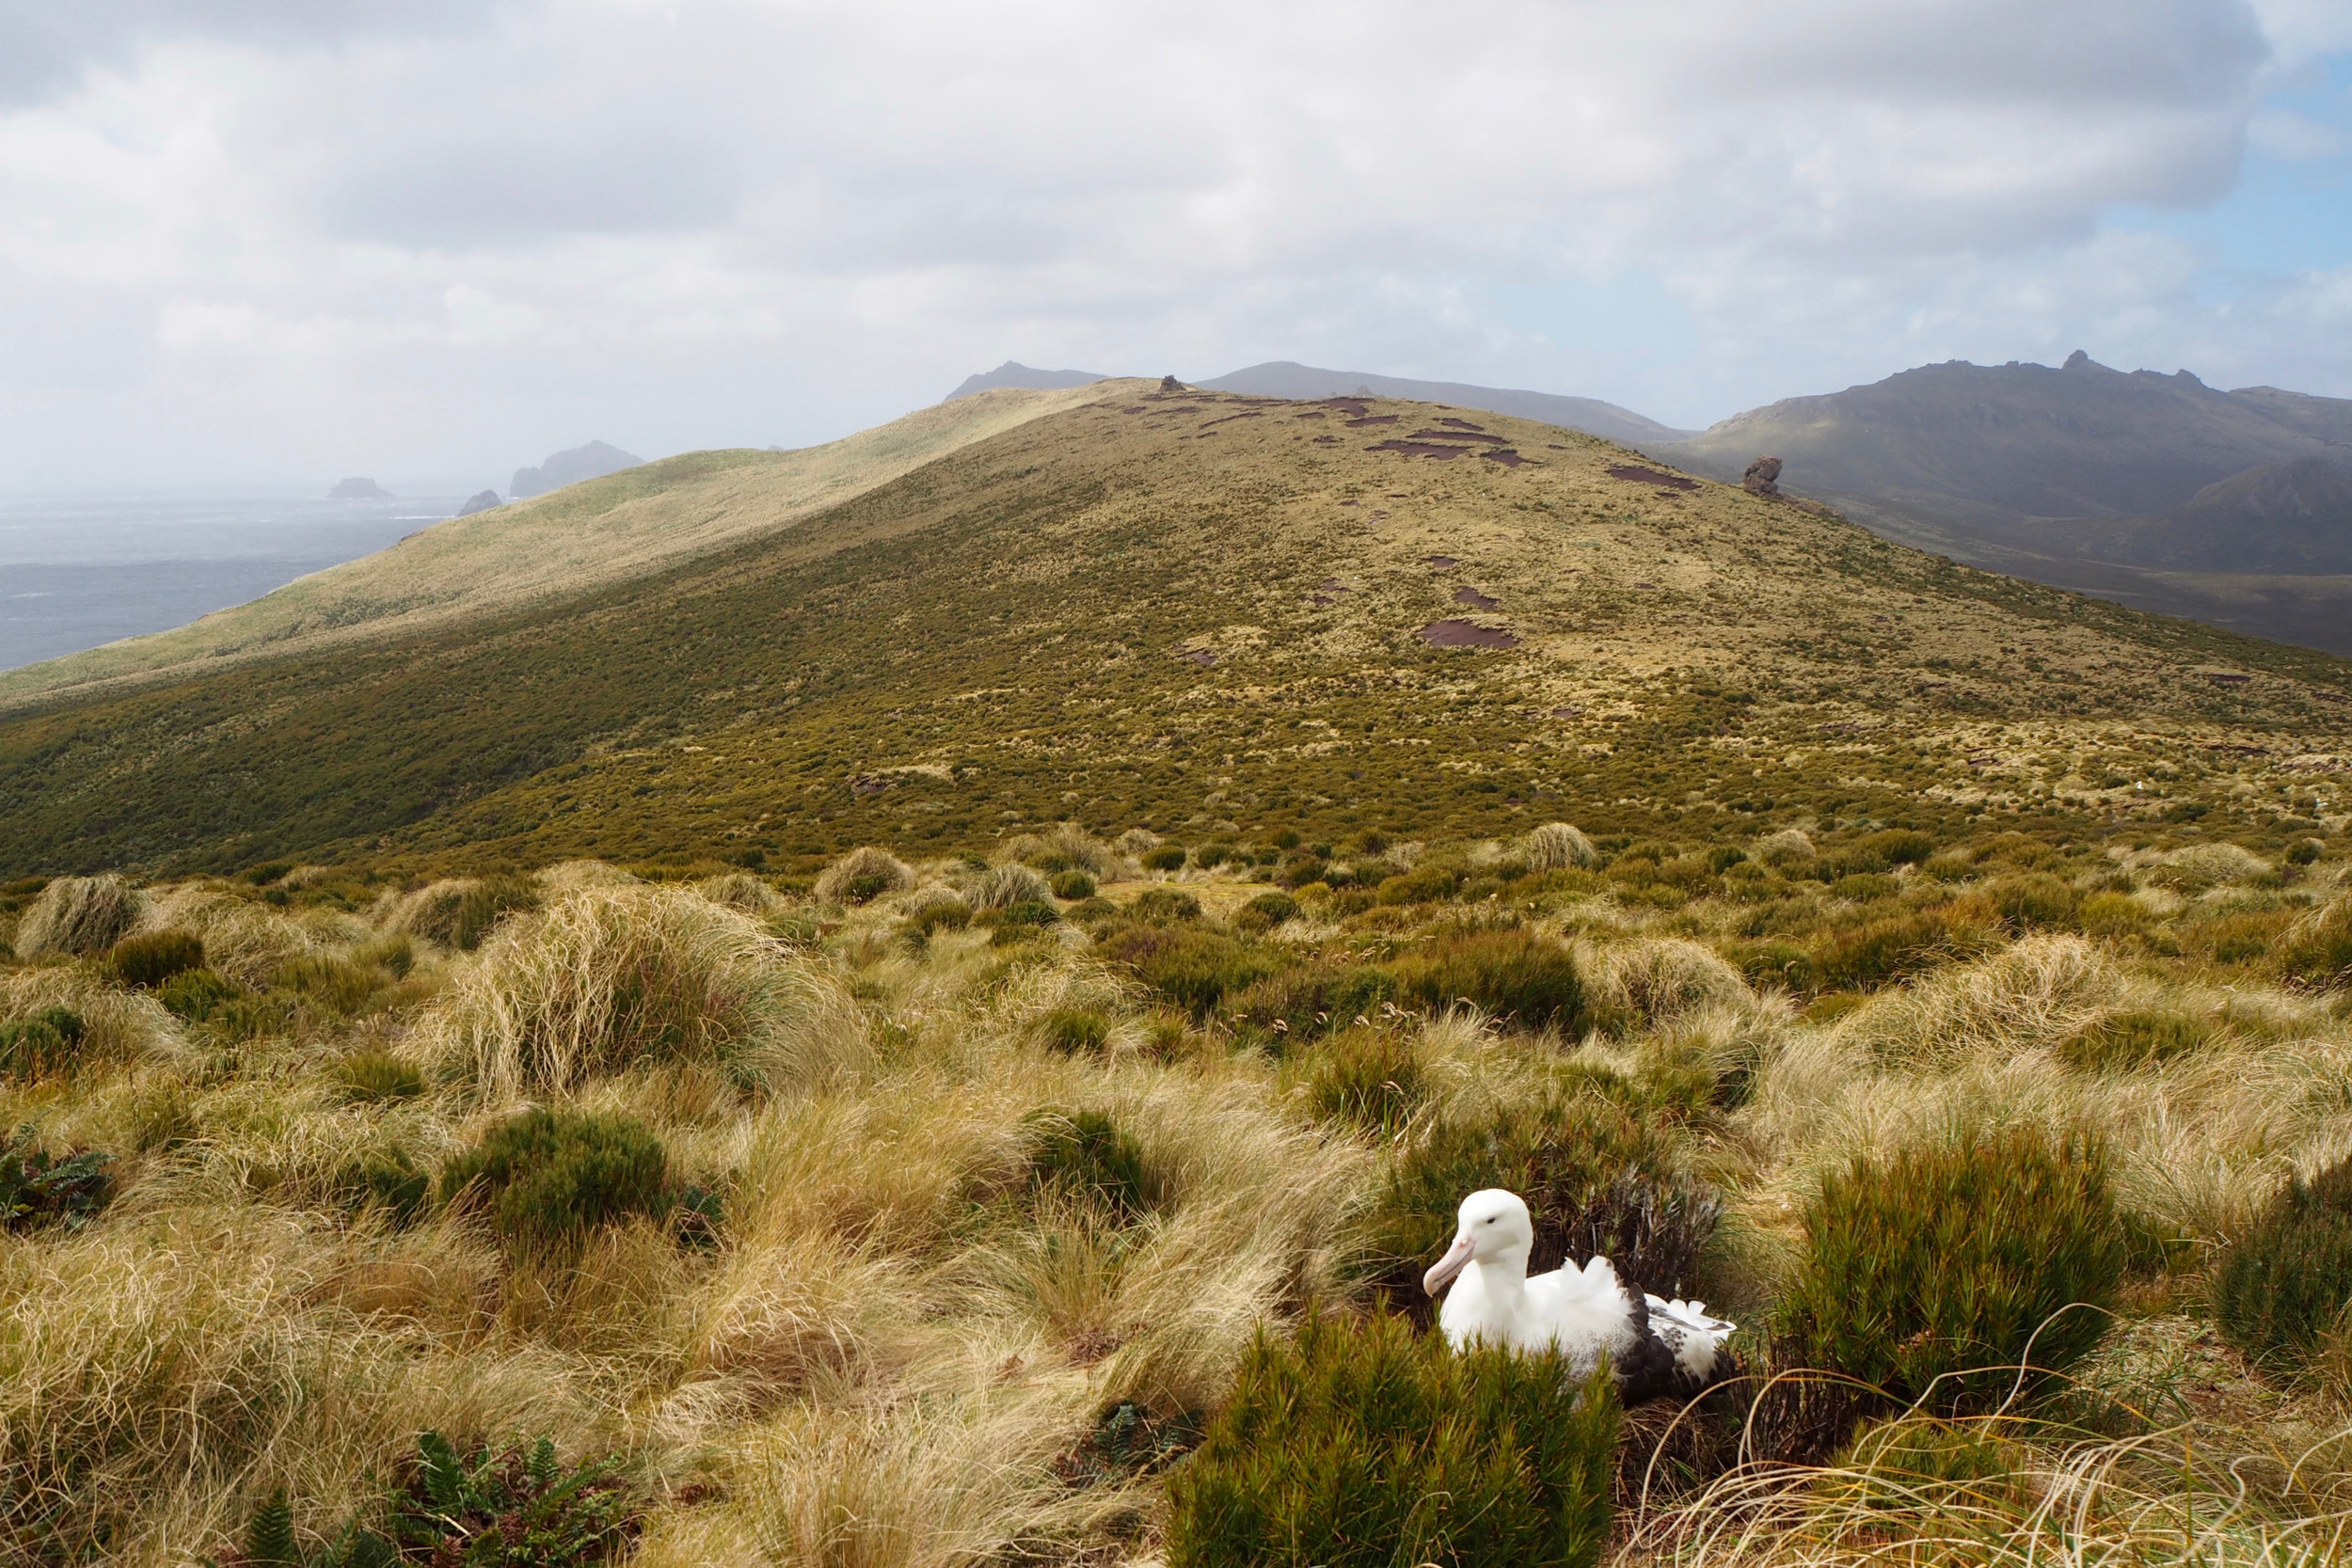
[1422,1232,1474,1295]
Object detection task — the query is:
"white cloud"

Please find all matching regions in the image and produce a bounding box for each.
[0,0,2338,485]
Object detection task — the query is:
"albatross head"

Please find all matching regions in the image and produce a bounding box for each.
[1422,1188,1534,1295]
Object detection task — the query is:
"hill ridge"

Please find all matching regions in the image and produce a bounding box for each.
[0,382,2344,877]
[0,383,1119,713]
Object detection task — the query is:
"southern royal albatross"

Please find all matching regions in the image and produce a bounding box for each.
[1422,1188,1735,1402]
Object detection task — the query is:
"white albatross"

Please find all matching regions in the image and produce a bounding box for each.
[1422,1188,1736,1402]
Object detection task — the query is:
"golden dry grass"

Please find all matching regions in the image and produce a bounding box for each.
[0,839,2347,1567]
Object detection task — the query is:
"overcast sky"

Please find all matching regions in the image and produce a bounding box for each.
[3,0,2348,490]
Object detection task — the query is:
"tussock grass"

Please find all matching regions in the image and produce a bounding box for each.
[13,875,145,959]
[8,820,2352,1565]
[814,847,914,905]
[1525,821,1601,872]
[418,885,866,1101]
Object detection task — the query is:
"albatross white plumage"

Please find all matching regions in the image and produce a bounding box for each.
[1422,1188,1736,1402]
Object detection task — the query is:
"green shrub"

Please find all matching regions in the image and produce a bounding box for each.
[1276,854,1328,889]
[1387,929,1584,1034]
[206,990,300,1041]
[1127,887,1203,926]
[1986,873,2081,932]
[1809,901,1998,992]
[1375,861,1465,906]
[1302,1027,1424,1133]
[1166,1313,1617,1568]
[1230,962,1394,1048]
[1370,1091,1712,1297]
[410,874,542,950]
[336,1050,425,1102]
[385,1432,639,1565]
[1049,870,1097,901]
[437,1108,671,1254]
[2076,892,2151,938]
[106,928,205,990]
[2214,1154,2352,1377]
[328,1150,431,1227]
[2200,911,2288,965]
[1097,926,1278,1015]
[1037,1007,1111,1056]
[1194,845,1234,869]
[1857,829,1937,867]
[1026,1109,1153,1218]
[1730,940,1814,992]
[2057,1010,2213,1072]
[1232,890,1298,935]
[2285,840,2323,866]
[1141,845,1189,872]
[0,1007,87,1079]
[0,1125,113,1231]
[1780,1125,2124,1414]
[905,895,972,935]
[1828,873,1901,902]
[2279,902,2352,991]
[273,954,390,1017]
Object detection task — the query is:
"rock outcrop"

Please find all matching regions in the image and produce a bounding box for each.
[327,478,391,499]
[457,491,503,517]
[1742,456,1782,497]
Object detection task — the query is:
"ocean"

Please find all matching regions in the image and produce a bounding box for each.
[0,491,463,673]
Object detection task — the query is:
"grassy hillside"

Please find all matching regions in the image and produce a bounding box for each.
[0,384,1108,710]
[2,385,2348,880]
[3,386,2351,1565]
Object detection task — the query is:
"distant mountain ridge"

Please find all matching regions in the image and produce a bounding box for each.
[946,357,1692,448]
[1661,353,2351,527]
[946,361,1110,399]
[1199,362,1696,448]
[1656,352,2352,653]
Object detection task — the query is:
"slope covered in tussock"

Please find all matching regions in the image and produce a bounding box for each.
[0,385,1109,710]
[1,383,2348,878]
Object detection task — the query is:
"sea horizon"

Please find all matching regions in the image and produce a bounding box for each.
[0,487,469,673]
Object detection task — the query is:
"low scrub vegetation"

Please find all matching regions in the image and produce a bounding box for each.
[0,809,2346,1566]
[1167,1313,1618,1568]
[1778,1124,2126,1420]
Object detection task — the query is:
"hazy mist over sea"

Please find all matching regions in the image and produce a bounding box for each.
[0,493,459,672]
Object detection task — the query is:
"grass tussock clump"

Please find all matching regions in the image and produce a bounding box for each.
[1299,1025,1426,1133]
[813,846,914,906]
[1166,1313,1618,1568]
[423,885,859,1101]
[1828,934,2116,1065]
[2278,895,2352,991]
[12,874,145,958]
[1523,821,1600,872]
[1594,936,1751,1029]
[2214,1153,2352,1378]
[966,863,1055,911]
[1778,1123,2125,1419]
